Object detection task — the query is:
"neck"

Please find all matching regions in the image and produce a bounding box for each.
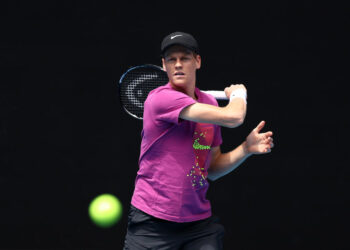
[170,82,197,100]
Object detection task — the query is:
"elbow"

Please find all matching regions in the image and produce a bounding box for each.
[224,113,245,128]
[221,103,247,128]
[207,167,223,181]
[207,176,217,182]
[227,117,244,128]
[207,173,219,182]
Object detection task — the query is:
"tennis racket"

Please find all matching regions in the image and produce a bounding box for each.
[118,64,227,120]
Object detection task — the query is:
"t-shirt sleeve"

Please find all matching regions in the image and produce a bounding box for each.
[147,88,196,125]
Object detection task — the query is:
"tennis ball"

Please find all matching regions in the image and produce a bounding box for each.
[88,194,123,228]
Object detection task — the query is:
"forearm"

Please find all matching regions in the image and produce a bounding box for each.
[208,142,252,181]
[180,98,247,128]
[223,98,247,127]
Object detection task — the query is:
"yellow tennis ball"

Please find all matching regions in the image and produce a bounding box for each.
[88,194,123,228]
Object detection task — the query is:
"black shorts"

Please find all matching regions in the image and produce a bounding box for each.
[123,205,225,250]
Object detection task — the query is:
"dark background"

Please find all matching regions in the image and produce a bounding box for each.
[1,1,348,249]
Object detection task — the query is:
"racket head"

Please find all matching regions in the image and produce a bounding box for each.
[118,64,169,119]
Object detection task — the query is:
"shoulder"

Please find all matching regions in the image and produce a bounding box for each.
[146,84,191,104]
[145,85,168,105]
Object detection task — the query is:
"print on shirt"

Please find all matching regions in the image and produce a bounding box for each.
[187,123,214,188]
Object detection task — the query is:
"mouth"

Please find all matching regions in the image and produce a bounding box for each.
[174,72,185,76]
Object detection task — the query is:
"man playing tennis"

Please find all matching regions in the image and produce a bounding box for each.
[123,31,274,249]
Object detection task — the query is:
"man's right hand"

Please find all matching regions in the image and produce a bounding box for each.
[224,84,247,98]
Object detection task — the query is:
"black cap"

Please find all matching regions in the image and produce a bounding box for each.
[161,31,199,57]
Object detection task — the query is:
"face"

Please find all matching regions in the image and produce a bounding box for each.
[162,46,201,92]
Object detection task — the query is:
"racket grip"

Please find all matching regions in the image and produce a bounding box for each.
[202,90,228,100]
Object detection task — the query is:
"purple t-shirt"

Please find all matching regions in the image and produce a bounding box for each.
[131,83,223,222]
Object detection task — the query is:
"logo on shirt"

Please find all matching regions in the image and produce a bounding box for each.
[193,138,211,150]
[187,126,213,188]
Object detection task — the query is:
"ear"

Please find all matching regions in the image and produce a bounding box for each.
[161,58,166,71]
[195,54,201,70]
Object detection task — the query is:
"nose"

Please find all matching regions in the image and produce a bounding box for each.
[175,59,182,69]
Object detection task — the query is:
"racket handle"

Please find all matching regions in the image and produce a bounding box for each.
[202,90,228,100]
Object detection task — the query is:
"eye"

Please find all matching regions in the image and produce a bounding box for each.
[167,58,176,62]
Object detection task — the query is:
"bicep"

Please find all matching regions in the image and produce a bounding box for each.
[179,102,243,127]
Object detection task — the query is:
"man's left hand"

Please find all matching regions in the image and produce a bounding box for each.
[244,121,274,154]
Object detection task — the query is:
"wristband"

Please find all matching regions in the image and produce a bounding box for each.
[229,89,247,104]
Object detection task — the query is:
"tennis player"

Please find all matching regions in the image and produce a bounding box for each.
[123,31,274,249]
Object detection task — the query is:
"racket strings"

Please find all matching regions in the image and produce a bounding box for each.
[119,67,168,118]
